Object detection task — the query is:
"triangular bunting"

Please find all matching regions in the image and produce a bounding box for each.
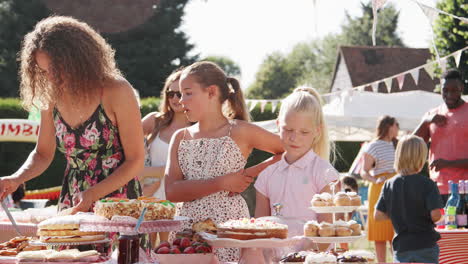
[248,100,258,111]
[439,58,448,73]
[260,100,267,113]
[424,63,435,80]
[409,68,420,86]
[372,0,387,10]
[396,74,405,90]
[271,101,279,113]
[417,2,439,24]
[384,78,392,93]
[371,82,379,92]
[454,50,462,67]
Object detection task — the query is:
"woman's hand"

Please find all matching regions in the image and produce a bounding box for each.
[69,189,96,214]
[221,169,254,193]
[0,176,22,201]
[375,176,386,184]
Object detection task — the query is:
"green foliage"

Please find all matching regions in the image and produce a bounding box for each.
[247,1,405,98]
[0,0,197,98]
[342,2,404,47]
[140,97,161,118]
[433,0,468,93]
[105,0,197,97]
[246,52,297,99]
[0,0,50,97]
[0,98,28,118]
[203,55,241,77]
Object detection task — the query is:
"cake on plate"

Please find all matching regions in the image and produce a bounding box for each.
[93,197,176,220]
[217,218,288,240]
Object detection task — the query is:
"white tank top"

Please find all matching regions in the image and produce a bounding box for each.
[146,133,169,199]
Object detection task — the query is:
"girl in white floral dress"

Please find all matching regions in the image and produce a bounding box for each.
[165,61,283,262]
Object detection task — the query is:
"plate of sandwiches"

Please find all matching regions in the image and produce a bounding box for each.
[17,249,109,263]
[33,214,108,245]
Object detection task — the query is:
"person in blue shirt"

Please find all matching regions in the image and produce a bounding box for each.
[375,135,443,264]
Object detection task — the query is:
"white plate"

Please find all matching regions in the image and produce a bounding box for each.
[29,238,111,246]
[198,232,303,248]
[308,206,360,213]
[302,234,365,243]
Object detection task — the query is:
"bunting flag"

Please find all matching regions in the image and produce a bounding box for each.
[409,68,420,86]
[384,78,393,93]
[439,58,448,73]
[260,100,267,113]
[424,63,435,80]
[371,82,379,92]
[271,101,279,113]
[371,0,388,46]
[248,100,258,111]
[396,74,405,90]
[417,2,439,24]
[454,50,462,67]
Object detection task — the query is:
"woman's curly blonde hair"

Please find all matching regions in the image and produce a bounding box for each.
[19,16,122,110]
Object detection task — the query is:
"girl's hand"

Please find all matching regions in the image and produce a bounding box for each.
[69,190,96,214]
[0,176,21,201]
[221,169,254,193]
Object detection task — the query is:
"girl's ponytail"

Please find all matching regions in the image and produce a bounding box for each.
[226,77,250,121]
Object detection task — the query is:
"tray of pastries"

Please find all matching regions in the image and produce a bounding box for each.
[310,192,361,213]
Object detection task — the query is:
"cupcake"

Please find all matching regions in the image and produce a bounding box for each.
[304,221,319,237]
[333,192,351,206]
[318,222,335,237]
[347,192,361,206]
[348,220,362,236]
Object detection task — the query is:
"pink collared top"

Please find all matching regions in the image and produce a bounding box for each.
[254,149,340,222]
[427,102,468,195]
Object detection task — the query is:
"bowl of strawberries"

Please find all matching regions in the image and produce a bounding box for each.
[154,237,216,264]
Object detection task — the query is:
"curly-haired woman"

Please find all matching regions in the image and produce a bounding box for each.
[0,16,145,214]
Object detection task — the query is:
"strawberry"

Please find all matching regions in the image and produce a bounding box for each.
[156,246,170,254]
[183,246,195,254]
[180,237,191,249]
[156,241,170,251]
[172,238,181,246]
[170,246,181,254]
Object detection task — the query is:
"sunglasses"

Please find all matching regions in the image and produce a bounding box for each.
[166,91,181,99]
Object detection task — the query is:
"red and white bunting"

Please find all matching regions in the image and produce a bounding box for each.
[409,68,420,86]
[384,78,392,93]
[396,74,405,90]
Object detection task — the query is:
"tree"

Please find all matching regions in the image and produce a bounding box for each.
[433,0,467,93]
[341,2,405,47]
[247,1,405,98]
[246,52,296,99]
[203,55,241,77]
[0,0,196,98]
[105,0,197,97]
[0,0,50,97]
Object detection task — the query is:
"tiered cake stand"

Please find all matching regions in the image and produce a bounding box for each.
[79,216,189,264]
[306,206,365,246]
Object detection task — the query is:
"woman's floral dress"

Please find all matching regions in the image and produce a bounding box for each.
[54,104,141,211]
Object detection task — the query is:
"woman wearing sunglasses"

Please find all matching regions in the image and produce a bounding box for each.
[141,68,191,199]
[140,68,191,245]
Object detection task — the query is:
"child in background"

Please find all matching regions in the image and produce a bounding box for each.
[375,135,443,264]
[255,87,340,253]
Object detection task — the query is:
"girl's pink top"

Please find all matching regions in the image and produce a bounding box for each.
[254,149,340,221]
